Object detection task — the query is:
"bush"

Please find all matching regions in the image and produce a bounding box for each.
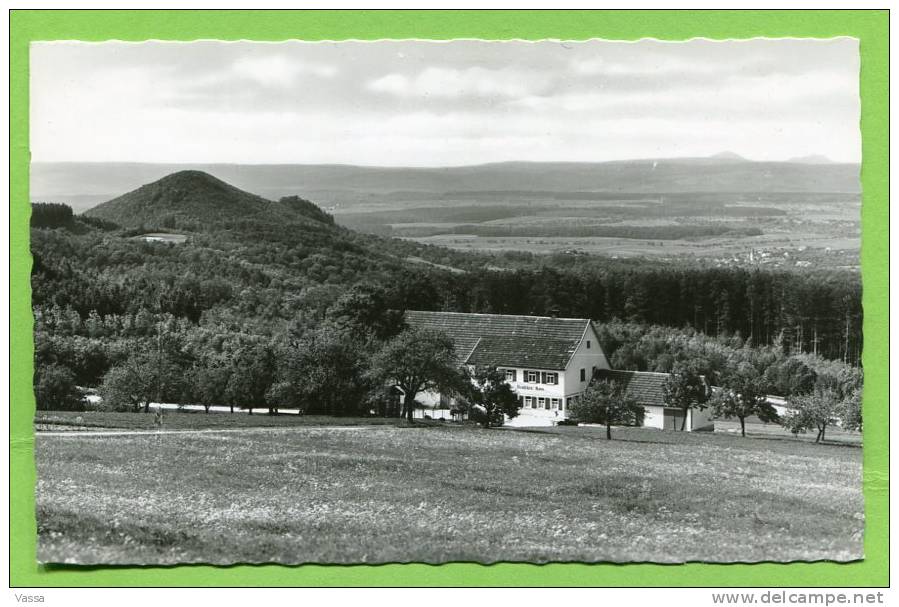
[34,363,84,411]
[98,359,166,413]
[467,404,504,427]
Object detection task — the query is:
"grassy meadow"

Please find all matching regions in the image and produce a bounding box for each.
[35,419,863,565]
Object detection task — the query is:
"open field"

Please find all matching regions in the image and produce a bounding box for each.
[405,233,859,266]
[36,420,863,565]
[334,193,860,269]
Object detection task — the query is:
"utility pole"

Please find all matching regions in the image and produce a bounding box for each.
[812,319,819,358]
[844,312,850,363]
[156,321,163,408]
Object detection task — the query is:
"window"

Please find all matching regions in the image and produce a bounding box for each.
[504,369,517,382]
[546,372,558,385]
[580,368,586,382]
[551,398,560,410]
[587,340,591,349]
[526,370,539,383]
[538,397,547,409]
[525,396,534,408]
[559,399,565,411]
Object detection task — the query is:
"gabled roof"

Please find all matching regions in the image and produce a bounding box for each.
[466,335,579,370]
[404,310,592,370]
[594,369,671,408]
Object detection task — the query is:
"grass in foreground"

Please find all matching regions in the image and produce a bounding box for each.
[34,410,405,431]
[35,424,863,565]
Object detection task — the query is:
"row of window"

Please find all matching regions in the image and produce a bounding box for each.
[519,395,584,410]
[503,369,559,385]
[521,396,564,411]
[503,368,592,384]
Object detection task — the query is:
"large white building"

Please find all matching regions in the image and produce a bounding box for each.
[404,310,713,431]
[404,310,608,425]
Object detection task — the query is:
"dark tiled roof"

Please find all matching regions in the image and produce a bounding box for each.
[465,336,579,370]
[404,310,590,370]
[594,369,671,407]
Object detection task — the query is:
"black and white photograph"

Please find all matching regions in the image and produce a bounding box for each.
[30,38,863,565]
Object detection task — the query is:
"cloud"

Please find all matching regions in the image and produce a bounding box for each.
[230,55,336,87]
[570,48,729,78]
[29,39,861,165]
[509,67,858,119]
[367,66,550,99]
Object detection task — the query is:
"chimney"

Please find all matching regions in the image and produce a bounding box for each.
[549,307,560,318]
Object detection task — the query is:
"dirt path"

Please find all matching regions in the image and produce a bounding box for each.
[36,426,378,438]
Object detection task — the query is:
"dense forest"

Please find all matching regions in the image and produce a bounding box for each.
[31,171,862,415]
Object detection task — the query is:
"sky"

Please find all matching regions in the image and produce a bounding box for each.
[30,38,861,166]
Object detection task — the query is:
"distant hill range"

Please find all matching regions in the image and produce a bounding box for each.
[83,170,334,230]
[708,151,748,161]
[32,156,861,214]
[786,154,836,165]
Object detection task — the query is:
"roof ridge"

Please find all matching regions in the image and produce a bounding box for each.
[406,310,591,322]
[599,369,672,377]
[461,337,482,365]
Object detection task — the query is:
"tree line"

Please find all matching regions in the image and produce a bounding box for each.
[35,278,862,438]
[31,206,861,365]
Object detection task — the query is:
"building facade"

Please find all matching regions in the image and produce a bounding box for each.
[404,310,610,424]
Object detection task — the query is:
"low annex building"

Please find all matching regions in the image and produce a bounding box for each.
[594,369,714,432]
[404,310,610,424]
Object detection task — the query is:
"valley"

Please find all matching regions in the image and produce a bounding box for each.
[31,158,861,269]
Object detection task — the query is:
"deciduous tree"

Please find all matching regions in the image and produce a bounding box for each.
[186,354,231,413]
[272,326,373,416]
[368,328,460,423]
[98,352,162,413]
[711,361,778,437]
[326,283,404,341]
[663,361,710,431]
[569,379,644,440]
[763,357,817,397]
[463,366,521,428]
[783,384,859,442]
[225,342,276,415]
[34,363,83,411]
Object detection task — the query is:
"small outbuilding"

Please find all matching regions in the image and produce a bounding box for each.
[594,369,714,432]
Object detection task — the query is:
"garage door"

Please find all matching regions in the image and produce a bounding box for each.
[664,409,685,431]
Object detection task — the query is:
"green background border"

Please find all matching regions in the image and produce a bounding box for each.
[9,9,889,587]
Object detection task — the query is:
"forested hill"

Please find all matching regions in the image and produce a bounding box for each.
[84,170,335,230]
[33,158,861,213]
